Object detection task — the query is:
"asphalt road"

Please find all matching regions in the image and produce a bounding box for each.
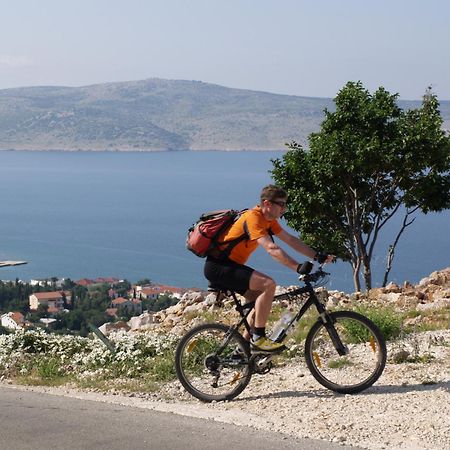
[0,385,360,450]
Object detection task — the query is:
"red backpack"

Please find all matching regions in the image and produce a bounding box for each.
[186,209,248,258]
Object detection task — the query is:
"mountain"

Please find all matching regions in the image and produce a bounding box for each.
[0,78,448,151]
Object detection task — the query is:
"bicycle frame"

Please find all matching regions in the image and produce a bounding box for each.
[176,269,387,401]
[211,275,348,357]
[271,281,348,356]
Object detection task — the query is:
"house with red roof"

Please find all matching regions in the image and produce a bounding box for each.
[135,284,185,300]
[110,297,142,315]
[1,312,25,330]
[29,291,71,314]
[75,278,95,287]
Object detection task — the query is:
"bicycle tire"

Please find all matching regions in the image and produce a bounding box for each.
[305,310,387,394]
[175,323,252,402]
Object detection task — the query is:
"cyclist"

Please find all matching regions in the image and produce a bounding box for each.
[204,184,333,352]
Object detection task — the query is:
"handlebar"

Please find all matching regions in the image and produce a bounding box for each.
[297,261,330,284]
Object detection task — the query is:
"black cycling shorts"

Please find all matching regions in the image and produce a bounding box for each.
[204,257,254,295]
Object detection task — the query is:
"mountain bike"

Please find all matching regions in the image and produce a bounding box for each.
[175,262,387,402]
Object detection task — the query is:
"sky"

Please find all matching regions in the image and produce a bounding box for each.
[1,0,449,100]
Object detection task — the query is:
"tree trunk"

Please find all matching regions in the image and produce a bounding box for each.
[352,259,361,292]
[363,258,372,291]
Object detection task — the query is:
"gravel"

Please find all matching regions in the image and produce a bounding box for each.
[157,330,450,450]
[4,330,449,450]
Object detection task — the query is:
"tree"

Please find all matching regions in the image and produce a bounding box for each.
[62,278,75,290]
[271,82,450,291]
[144,293,178,312]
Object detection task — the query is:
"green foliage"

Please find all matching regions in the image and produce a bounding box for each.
[272,82,450,290]
[144,293,179,312]
[36,357,62,379]
[0,280,34,314]
[403,307,450,333]
[355,306,403,341]
[114,280,132,297]
[0,325,11,335]
[147,349,177,382]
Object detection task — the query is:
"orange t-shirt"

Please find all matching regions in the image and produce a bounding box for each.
[218,206,282,264]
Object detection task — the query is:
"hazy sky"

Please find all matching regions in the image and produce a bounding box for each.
[1,0,448,100]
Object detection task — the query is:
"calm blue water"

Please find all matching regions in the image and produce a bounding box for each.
[0,151,448,293]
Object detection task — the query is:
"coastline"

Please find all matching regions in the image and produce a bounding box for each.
[0,148,286,152]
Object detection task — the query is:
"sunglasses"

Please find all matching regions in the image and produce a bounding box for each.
[270,199,288,208]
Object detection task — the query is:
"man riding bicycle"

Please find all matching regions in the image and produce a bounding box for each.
[204,184,333,352]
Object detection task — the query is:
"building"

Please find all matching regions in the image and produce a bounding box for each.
[39,318,58,329]
[29,291,71,314]
[110,297,143,315]
[135,284,184,300]
[30,278,67,288]
[1,312,25,330]
[74,278,95,287]
[136,287,161,300]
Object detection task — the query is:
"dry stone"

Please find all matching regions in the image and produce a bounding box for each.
[99,268,450,337]
[98,321,130,335]
[128,312,156,330]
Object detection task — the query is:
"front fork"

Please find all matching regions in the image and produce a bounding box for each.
[316,305,348,356]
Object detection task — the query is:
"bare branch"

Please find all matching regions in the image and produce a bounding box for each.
[382,209,418,286]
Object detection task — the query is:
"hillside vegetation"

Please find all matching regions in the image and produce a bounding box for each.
[1,78,448,151]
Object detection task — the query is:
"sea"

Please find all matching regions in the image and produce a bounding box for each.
[0,150,448,293]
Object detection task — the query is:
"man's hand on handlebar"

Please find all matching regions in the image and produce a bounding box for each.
[296,252,335,275]
[314,251,335,265]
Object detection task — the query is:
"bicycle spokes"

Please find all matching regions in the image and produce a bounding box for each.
[175,323,252,402]
[305,311,386,394]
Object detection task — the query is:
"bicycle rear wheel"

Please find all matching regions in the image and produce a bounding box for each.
[305,311,386,394]
[175,323,252,402]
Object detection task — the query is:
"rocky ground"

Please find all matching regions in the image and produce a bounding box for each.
[104,268,450,338]
[149,329,449,450]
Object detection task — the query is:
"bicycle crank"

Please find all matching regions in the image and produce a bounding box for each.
[251,354,273,374]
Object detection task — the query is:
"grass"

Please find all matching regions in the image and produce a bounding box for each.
[16,375,71,387]
[15,357,72,387]
[353,305,403,341]
[328,357,353,369]
[10,352,177,392]
[403,307,450,333]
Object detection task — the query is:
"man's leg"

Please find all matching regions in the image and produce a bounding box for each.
[241,291,259,341]
[246,271,284,351]
[248,270,276,329]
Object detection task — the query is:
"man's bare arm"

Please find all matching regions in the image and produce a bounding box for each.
[276,229,316,259]
[257,235,299,271]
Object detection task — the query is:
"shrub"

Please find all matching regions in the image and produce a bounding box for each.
[0,329,178,389]
[355,306,403,341]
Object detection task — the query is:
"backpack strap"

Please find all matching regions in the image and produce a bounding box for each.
[209,220,250,260]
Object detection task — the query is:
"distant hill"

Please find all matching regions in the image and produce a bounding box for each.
[0,78,448,151]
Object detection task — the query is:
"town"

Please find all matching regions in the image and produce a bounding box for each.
[0,276,192,335]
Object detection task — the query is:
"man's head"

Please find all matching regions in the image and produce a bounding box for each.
[260,185,287,204]
[260,185,288,219]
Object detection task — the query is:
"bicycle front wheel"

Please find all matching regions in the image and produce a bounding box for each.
[305,311,387,394]
[175,323,252,402]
